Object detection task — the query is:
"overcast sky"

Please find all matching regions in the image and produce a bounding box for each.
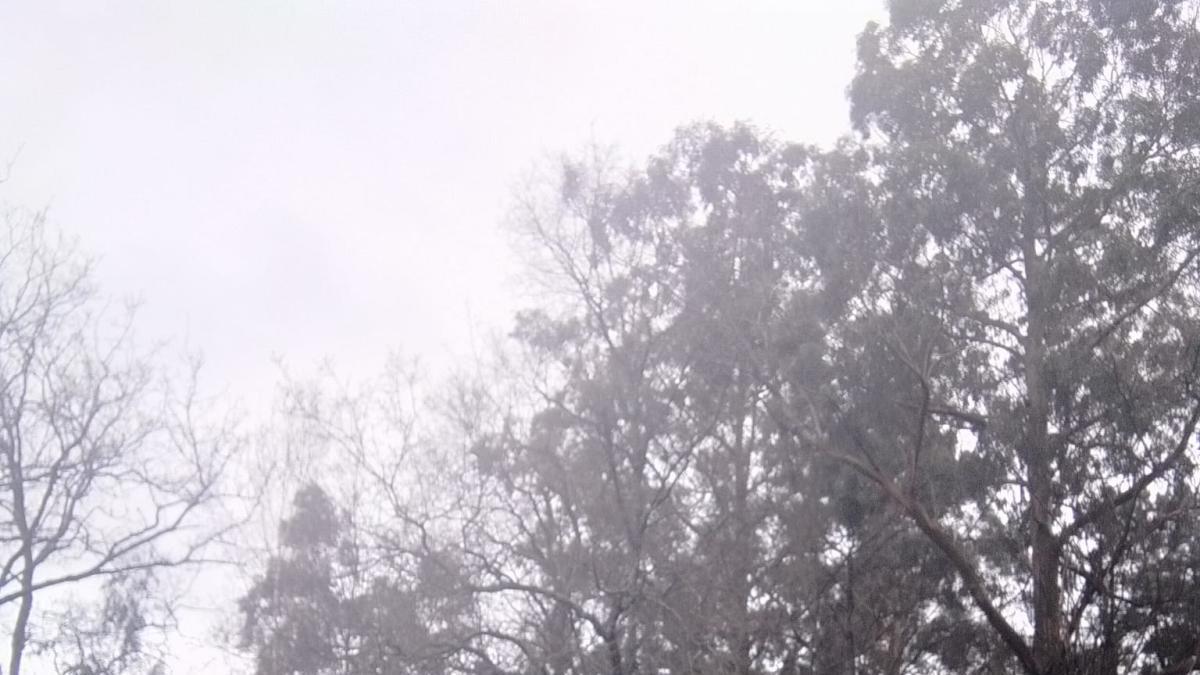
[0,1,883,670]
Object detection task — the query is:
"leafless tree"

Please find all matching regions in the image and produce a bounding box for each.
[0,207,238,675]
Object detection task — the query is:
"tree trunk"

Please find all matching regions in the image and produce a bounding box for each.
[5,440,33,675]
[731,382,755,675]
[8,553,34,675]
[1024,234,1064,675]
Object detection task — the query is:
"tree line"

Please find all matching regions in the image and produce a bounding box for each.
[8,1,1200,674]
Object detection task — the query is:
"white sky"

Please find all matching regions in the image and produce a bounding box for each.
[0,1,883,671]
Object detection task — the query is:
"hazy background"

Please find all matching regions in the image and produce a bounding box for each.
[0,1,882,670]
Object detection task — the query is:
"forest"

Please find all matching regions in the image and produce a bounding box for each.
[5,1,1200,674]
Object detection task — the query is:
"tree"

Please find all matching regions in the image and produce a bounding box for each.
[241,123,994,674]
[241,364,497,675]
[238,2,1200,673]
[786,0,1200,672]
[0,208,236,674]
[33,570,170,675]
[240,484,351,675]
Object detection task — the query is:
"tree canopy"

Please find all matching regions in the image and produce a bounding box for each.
[239,1,1200,674]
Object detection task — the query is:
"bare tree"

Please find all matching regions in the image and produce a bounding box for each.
[0,207,237,675]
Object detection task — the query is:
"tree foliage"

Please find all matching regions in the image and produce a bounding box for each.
[240,2,1200,674]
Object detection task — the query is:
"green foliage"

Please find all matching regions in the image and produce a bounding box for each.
[239,484,452,675]
[34,572,168,675]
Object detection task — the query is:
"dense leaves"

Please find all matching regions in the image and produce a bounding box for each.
[240,2,1200,674]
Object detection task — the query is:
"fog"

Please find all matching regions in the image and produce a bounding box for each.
[0,1,878,404]
[1,3,883,672]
